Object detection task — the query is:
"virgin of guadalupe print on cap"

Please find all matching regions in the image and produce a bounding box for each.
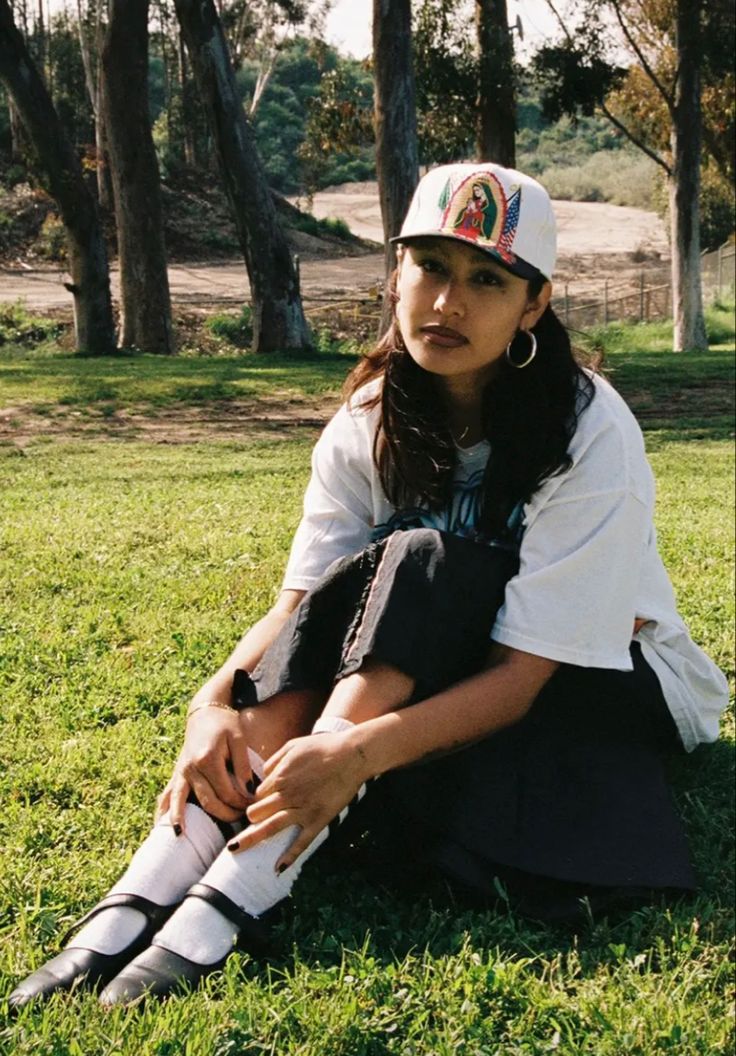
[437,172,521,265]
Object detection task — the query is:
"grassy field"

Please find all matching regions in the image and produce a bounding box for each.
[0,308,734,1055]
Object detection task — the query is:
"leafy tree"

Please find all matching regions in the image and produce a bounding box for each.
[533,0,716,351]
[0,0,115,353]
[174,0,312,353]
[298,53,374,197]
[413,0,476,163]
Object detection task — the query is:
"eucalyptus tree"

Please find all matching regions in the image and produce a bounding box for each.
[174,0,312,353]
[0,0,115,354]
[373,0,419,332]
[476,0,516,165]
[534,0,711,352]
[101,0,173,353]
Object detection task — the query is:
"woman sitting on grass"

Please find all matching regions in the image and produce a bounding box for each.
[11,163,727,1008]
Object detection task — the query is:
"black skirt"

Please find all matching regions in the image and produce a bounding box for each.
[233,528,695,919]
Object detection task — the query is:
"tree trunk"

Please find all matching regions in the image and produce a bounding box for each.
[670,0,707,351]
[372,0,419,334]
[35,0,45,80]
[101,0,173,353]
[475,0,516,166]
[76,0,114,212]
[8,94,25,161]
[178,27,196,167]
[174,0,312,354]
[0,0,115,353]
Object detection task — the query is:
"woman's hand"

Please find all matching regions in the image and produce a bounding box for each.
[229,731,369,869]
[156,707,253,831]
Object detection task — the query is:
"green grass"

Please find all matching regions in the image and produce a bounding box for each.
[0,319,733,1055]
[0,348,357,417]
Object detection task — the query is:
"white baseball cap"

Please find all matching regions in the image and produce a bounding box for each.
[392,162,557,280]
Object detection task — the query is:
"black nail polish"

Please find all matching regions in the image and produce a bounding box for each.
[277,862,289,874]
[173,823,182,837]
[227,841,239,852]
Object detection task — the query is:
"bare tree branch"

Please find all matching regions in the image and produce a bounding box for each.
[609,0,674,112]
[543,0,574,43]
[599,100,671,173]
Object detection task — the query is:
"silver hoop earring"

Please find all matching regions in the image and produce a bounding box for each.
[505,329,537,369]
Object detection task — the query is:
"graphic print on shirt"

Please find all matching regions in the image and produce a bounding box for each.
[369,470,519,549]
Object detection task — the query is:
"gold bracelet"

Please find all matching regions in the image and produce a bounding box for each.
[187,699,236,719]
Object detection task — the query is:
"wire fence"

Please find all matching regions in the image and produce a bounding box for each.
[555,243,734,330]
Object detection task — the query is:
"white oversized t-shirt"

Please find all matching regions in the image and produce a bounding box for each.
[282,374,728,752]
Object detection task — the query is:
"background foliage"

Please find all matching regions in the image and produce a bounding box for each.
[3,2,731,245]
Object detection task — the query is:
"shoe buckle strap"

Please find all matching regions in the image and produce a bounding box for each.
[59,892,174,948]
[185,883,271,955]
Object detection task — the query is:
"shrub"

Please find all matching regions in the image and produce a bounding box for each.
[204,304,253,349]
[37,212,67,262]
[529,150,658,209]
[0,301,64,347]
[289,212,354,242]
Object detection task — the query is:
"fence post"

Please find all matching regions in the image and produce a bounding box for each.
[564,283,570,327]
[293,254,301,294]
[603,281,609,324]
[639,270,645,322]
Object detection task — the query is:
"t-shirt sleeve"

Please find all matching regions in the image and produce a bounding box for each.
[492,414,653,670]
[281,404,375,591]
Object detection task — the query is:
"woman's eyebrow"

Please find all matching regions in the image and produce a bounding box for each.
[472,259,505,276]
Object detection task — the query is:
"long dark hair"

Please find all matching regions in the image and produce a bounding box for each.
[344,270,597,538]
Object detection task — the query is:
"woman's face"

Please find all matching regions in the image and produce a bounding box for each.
[395,238,550,387]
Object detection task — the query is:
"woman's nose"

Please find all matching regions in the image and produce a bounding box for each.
[433,279,464,317]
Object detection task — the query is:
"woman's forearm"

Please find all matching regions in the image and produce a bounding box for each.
[190,589,305,707]
[348,648,559,778]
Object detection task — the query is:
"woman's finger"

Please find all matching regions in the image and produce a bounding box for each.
[186,765,244,823]
[245,791,284,824]
[228,810,294,853]
[274,824,322,872]
[194,753,249,813]
[261,740,293,778]
[155,783,172,823]
[227,732,253,798]
[167,772,191,835]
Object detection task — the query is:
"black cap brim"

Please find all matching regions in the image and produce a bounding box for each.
[390,232,545,281]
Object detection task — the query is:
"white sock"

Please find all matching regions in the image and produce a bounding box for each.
[69,803,226,956]
[155,719,365,965]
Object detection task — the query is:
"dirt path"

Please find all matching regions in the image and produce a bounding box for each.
[0,256,387,312]
[0,394,342,447]
[0,196,669,310]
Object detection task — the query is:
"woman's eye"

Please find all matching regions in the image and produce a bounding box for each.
[474,271,502,287]
[417,258,445,274]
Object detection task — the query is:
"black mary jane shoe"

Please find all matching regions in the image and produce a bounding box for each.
[99,883,272,1006]
[8,893,177,1011]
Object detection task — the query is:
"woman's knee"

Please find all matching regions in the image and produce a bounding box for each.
[386,527,446,560]
[238,689,323,758]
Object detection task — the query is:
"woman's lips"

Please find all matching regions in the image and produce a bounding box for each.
[419,325,469,348]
